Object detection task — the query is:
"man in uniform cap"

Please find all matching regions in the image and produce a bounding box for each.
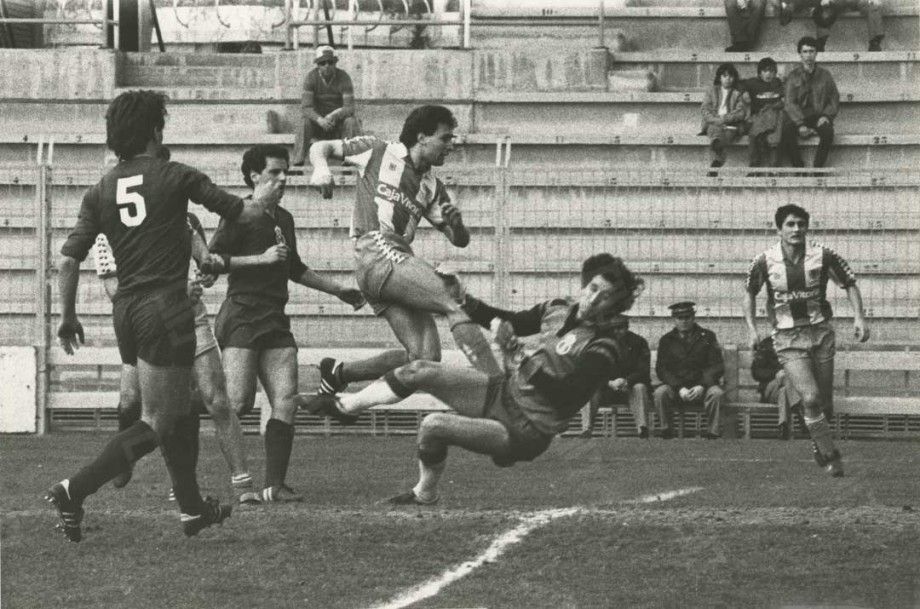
[653,302,725,439]
[292,45,360,166]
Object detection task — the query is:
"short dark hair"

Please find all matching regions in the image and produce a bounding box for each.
[713,62,740,86]
[797,36,819,53]
[580,253,644,315]
[240,144,290,188]
[775,204,810,228]
[105,90,168,161]
[399,105,457,149]
[757,57,777,74]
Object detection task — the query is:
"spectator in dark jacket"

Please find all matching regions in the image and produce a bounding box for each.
[751,336,804,440]
[580,315,652,439]
[742,57,784,169]
[780,36,840,169]
[654,302,725,439]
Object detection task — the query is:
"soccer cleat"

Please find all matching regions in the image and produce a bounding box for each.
[181,497,232,537]
[811,442,829,467]
[111,463,134,489]
[826,458,845,478]
[168,488,176,502]
[45,482,84,543]
[260,484,304,503]
[318,357,347,395]
[638,426,650,440]
[238,491,263,506]
[296,393,359,426]
[386,489,439,506]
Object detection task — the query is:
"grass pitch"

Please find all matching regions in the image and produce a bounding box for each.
[2,433,919,608]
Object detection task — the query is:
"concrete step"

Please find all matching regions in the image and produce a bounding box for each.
[471,8,920,51]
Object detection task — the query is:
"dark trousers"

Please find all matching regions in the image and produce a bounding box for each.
[724,0,766,46]
[781,115,834,168]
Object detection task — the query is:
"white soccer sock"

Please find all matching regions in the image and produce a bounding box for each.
[339,380,400,414]
[413,459,446,502]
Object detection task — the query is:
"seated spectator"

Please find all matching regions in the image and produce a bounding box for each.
[653,302,725,439]
[579,315,652,439]
[751,336,804,440]
[742,56,784,169]
[780,36,839,170]
[779,0,884,52]
[292,46,360,167]
[724,0,767,52]
[700,63,747,176]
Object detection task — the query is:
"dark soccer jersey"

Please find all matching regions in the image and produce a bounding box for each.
[209,203,308,306]
[60,157,243,295]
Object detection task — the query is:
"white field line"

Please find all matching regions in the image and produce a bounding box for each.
[369,487,703,609]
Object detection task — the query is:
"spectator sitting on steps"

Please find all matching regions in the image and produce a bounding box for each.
[724,0,767,52]
[742,56,784,170]
[292,46,360,167]
[700,63,748,176]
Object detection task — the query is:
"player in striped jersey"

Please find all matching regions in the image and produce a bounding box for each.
[301,254,643,504]
[743,204,869,477]
[306,106,501,411]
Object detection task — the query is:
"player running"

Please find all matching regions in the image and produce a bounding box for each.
[743,204,869,477]
[48,90,273,542]
[306,105,501,415]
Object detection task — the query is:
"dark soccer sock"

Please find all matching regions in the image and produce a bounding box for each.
[806,415,838,459]
[68,421,159,503]
[449,319,502,377]
[264,419,295,489]
[160,420,205,516]
[177,410,201,473]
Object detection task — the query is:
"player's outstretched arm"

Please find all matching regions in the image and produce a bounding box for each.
[846,285,870,343]
[309,140,345,200]
[57,256,85,355]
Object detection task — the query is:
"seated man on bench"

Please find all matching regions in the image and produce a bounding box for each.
[751,335,805,440]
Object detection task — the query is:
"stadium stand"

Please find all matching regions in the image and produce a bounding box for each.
[0,1,916,436]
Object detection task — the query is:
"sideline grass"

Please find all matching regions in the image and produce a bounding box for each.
[2,434,919,608]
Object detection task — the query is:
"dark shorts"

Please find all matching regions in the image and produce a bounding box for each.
[113,284,196,367]
[214,296,296,351]
[484,376,553,467]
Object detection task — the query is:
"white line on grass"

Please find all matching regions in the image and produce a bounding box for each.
[369,487,702,609]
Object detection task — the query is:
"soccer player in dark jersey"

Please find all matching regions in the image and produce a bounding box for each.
[48,90,275,542]
[743,204,869,477]
[302,254,643,504]
[208,144,365,503]
[306,105,501,408]
[93,214,260,504]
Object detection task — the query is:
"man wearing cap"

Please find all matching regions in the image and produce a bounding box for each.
[292,45,360,167]
[580,315,652,439]
[653,302,725,440]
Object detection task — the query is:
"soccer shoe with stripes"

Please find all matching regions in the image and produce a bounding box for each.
[45,482,85,543]
[824,450,844,477]
[296,393,359,426]
[386,490,439,506]
[318,357,348,395]
[232,473,262,505]
[260,484,304,503]
[181,497,232,537]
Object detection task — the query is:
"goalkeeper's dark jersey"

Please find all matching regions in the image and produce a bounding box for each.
[61,156,243,295]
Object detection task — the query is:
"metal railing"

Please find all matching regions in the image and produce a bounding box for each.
[0,2,119,49]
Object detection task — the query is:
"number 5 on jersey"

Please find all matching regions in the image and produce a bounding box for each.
[117,175,147,227]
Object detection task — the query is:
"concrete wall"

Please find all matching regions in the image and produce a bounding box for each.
[0,49,117,100]
[0,347,36,433]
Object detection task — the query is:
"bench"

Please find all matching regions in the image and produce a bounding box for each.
[584,344,920,439]
[46,345,920,439]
